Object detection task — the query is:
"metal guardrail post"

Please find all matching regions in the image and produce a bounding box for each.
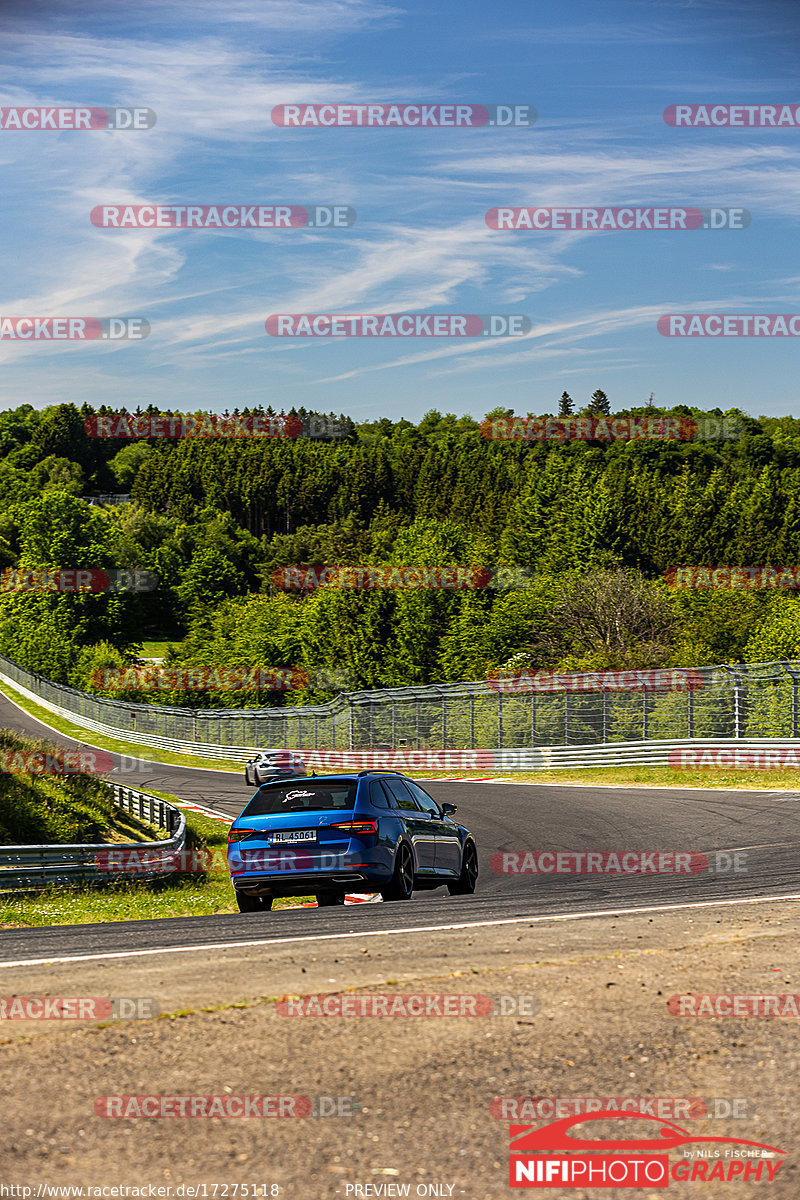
[531,692,536,747]
[687,686,695,738]
[469,694,475,749]
[349,699,354,750]
[642,688,649,740]
[564,691,570,744]
[442,696,447,749]
[602,690,610,743]
[497,690,503,749]
[391,701,396,747]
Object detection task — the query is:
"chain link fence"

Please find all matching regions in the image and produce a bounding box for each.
[1,653,800,752]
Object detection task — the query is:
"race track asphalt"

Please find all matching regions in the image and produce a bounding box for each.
[1,688,799,963]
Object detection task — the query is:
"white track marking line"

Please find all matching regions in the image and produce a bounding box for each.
[2,892,799,969]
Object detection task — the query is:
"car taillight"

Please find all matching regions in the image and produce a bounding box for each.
[228,828,258,843]
[330,820,379,834]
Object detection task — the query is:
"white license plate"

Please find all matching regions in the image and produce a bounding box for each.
[271,831,317,843]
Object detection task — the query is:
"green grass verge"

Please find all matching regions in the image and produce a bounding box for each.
[0,805,313,927]
[0,680,241,773]
[139,639,176,658]
[422,765,798,789]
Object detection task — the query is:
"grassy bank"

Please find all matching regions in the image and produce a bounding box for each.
[0,728,159,845]
[0,807,312,927]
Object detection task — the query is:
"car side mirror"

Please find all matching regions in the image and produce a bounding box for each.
[441,802,457,816]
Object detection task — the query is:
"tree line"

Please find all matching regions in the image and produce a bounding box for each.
[0,399,798,704]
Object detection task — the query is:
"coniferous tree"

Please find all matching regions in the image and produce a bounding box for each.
[559,391,574,417]
[589,389,611,416]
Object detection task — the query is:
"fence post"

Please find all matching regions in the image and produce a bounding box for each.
[349,700,354,751]
[642,687,648,740]
[469,694,475,749]
[721,666,747,738]
[391,701,397,747]
[602,690,609,743]
[564,691,570,744]
[416,698,421,749]
[497,690,503,749]
[780,662,799,738]
[531,692,536,747]
[687,686,695,739]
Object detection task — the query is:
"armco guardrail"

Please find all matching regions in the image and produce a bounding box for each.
[2,652,800,757]
[0,784,185,892]
[243,739,800,773]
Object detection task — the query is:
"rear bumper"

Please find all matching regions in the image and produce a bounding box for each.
[233,871,373,898]
[244,766,306,786]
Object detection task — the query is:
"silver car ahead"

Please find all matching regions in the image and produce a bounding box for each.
[244,749,307,788]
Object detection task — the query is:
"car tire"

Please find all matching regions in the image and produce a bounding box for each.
[316,892,346,906]
[381,843,414,901]
[236,892,274,913]
[447,840,478,895]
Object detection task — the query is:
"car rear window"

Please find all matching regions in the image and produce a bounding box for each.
[241,781,357,817]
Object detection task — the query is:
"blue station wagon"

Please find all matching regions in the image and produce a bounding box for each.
[227,770,479,912]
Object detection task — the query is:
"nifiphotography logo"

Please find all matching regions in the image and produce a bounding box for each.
[508,1112,785,1188]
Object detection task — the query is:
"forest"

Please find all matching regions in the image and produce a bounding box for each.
[1,397,800,708]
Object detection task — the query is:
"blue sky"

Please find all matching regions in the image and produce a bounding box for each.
[0,0,799,422]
